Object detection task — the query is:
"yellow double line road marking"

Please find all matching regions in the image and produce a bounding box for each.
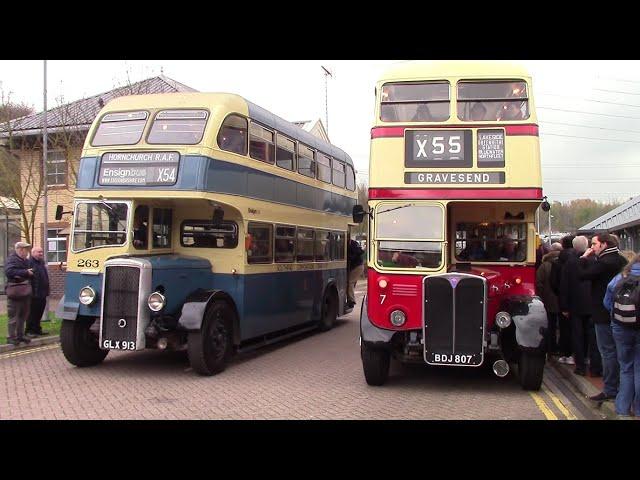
[542,384,578,420]
[529,383,578,420]
[0,343,59,360]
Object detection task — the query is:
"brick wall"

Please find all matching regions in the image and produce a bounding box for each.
[48,265,66,299]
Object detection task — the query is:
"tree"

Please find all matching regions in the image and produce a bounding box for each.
[539,198,624,234]
[0,88,43,244]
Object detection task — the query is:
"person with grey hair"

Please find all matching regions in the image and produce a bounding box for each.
[536,241,563,354]
[559,235,593,375]
[4,241,34,345]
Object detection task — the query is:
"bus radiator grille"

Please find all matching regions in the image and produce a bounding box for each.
[101,265,141,344]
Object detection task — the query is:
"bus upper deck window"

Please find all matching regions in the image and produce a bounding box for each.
[249,123,275,164]
[91,111,148,146]
[218,115,248,155]
[380,82,450,122]
[147,109,208,145]
[457,81,529,122]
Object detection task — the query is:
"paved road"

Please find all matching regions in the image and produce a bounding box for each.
[0,285,588,420]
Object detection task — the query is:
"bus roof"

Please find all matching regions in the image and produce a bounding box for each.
[378,61,532,83]
[102,92,354,167]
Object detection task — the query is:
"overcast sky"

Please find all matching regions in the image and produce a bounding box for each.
[1,60,639,204]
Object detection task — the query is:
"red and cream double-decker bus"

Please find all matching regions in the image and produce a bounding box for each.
[354,61,549,390]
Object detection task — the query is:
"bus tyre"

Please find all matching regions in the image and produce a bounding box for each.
[518,351,545,391]
[361,344,390,386]
[187,301,233,376]
[318,288,338,332]
[60,318,108,368]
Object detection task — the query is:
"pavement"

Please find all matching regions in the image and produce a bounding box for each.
[0,287,629,419]
[0,296,61,354]
[546,355,622,420]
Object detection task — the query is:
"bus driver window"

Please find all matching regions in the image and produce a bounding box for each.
[133,205,149,249]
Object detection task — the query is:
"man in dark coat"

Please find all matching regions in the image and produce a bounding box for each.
[579,232,628,401]
[559,236,593,375]
[347,239,364,308]
[4,241,34,345]
[536,242,562,353]
[26,246,50,337]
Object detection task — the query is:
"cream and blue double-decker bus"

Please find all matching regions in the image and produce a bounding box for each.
[56,92,358,375]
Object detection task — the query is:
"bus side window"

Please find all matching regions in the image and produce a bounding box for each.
[152,208,172,248]
[133,205,149,250]
[247,223,273,264]
[218,115,248,155]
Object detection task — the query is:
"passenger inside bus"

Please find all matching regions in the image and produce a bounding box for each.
[458,235,487,261]
[411,104,433,121]
[497,102,525,121]
[219,126,246,154]
[380,105,398,122]
[469,102,487,121]
[133,206,148,249]
[391,251,419,268]
[497,235,525,261]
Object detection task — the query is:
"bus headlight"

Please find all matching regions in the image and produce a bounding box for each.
[495,311,512,329]
[79,286,97,306]
[390,309,406,327]
[148,292,166,312]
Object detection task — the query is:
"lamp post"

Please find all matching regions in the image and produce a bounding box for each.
[321,65,333,136]
[42,60,48,263]
[42,60,49,321]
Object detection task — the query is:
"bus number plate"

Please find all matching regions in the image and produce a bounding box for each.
[102,339,136,350]
[428,353,480,365]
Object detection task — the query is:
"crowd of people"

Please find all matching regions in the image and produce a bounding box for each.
[536,232,640,418]
[4,241,50,346]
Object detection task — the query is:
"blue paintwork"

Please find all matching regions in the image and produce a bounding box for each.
[76,155,356,216]
[63,255,346,342]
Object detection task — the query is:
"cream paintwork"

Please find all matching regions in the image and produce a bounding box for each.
[370,61,541,190]
[67,92,357,279]
[68,192,354,276]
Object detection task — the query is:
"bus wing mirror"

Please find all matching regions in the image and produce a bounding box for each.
[540,201,550,212]
[352,205,367,224]
[55,205,73,220]
[212,206,224,225]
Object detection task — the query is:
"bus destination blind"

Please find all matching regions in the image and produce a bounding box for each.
[99,152,180,186]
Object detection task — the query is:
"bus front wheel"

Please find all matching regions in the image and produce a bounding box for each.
[60,317,108,367]
[187,301,233,376]
[318,288,338,332]
[361,343,390,386]
[518,351,545,391]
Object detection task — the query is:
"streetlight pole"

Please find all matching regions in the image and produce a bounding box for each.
[321,65,333,136]
[42,60,48,262]
[42,60,49,321]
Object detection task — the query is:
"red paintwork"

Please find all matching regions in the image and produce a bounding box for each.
[369,188,543,200]
[371,124,539,139]
[367,264,536,331]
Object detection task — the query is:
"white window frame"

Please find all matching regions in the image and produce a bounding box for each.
[47,150,68,187]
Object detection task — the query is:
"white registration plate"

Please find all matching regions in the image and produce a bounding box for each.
[102,339,136,350]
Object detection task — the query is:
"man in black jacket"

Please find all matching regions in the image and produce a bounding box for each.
[347,239,364,308]
[26,246,50,337]
[559,236,593,376]
[4,241,34,345]
[579,232,628,401]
